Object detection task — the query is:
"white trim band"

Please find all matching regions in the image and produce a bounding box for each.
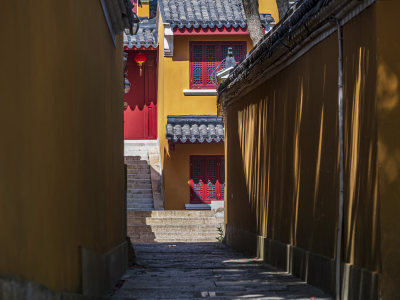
[183,89,217,96]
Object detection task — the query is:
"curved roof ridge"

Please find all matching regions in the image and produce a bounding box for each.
[159,0,275,30]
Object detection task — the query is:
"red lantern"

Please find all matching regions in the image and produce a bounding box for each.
[134,52,147,77]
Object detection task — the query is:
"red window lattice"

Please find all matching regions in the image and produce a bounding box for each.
[190,156,225,204]
[193,45,203,85]
[190,42,246,89]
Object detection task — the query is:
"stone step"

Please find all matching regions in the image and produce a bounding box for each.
[124,154,148,161]
[127,179,152,183]
[125,162,149,168]
[125,145,158,150]
[127,182,152,189]
[130,237,219,243]
[127,193,153,198]
[125,158,148,163]
[126,169,150,175]
[127,175,151,180]
[127,196,153,201]
[127,197,154,203]
[126,204,154,211]
[127,195,153,200]
[126,202,153,210]
[128,231,219,240]
[127,217,224,226]
[127,184,152,190]
[127,203,154,207]
[127,208,156,212]
[127,210,216,218]
[128,224,223,233]
[127,190,153,194]
[126,162,150,167]
[127,173,151,179]
[128,197,153,203]
[127,172,151,178]
[125,147,155,153]
[124,149,149,153]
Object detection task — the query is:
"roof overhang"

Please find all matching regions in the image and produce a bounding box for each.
[173,27,249,35]
[217,0,375,111]
[166,115,225,144]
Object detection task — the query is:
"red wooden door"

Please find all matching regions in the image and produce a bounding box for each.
[124,50,157,140]
[190,155,225,204]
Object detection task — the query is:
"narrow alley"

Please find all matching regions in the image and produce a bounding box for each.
[109,243,331,299]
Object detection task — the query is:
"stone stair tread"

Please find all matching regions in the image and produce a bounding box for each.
[127,210,217,217]
[128,223,222,228]
[127,209,223,242]
[125,140,162,211]
[130,235,219,240]
[128,219,224,226]
[127,199,154,202]
[127,179,151,182]
[128,200,154,204]
[131,238,219,243]
[127,192,153,194]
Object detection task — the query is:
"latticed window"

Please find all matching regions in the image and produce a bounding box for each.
[189,42,246,89]
[190,156,225,203]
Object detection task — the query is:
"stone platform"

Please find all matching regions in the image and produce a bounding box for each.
[109,243,332,299]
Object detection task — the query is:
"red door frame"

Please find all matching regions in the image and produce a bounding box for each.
[189,155,225,204]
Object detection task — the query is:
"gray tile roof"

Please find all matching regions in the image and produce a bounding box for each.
[159,0,275,30]
[166,115,224,143]
[124,17,158,49]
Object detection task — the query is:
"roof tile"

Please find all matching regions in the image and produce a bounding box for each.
[166,115,224,143]
[159,0,275,30]
[124,17,158,49]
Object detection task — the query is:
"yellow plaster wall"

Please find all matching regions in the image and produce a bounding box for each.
[0,0,125,293]
[157,32,252,209]
[138,2,150,18]
[157,11,166,154]
[158,34,252,162]
[224,2,380,278]
[376,0,400,298]
[259,0,279,22]
[164,144,224,209]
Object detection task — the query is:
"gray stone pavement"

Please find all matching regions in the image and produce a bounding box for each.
[108,243,332,299]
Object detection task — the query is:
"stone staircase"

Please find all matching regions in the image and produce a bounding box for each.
[128,210,225,243]
[124,140,163,211]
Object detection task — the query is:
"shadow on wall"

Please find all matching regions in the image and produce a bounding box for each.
[226,31,380,282]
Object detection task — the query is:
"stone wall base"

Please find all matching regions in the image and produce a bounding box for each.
[225,224,379,299]
[0,274,88,300]
[81,241,128,297]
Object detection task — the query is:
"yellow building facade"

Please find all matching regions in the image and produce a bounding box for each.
[156,0,278,210]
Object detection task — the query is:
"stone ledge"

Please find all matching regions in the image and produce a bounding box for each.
[183,89,217,96]
[81,241,128,297]
[225,224,379,299]
[0,273,89,300]
[185,204,211,210]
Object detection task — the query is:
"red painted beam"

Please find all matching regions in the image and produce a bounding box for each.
[173,26,250,35]
[123,46,158,51]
